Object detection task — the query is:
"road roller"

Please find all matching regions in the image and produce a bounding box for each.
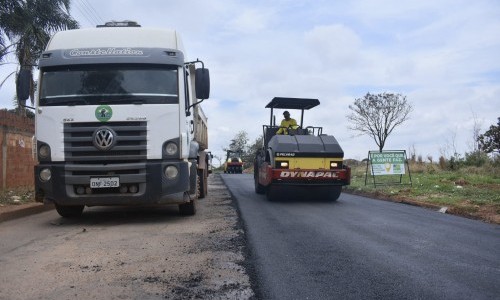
[253,97,351,201]
[224,150,244,174]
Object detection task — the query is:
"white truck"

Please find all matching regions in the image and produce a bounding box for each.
[16,21,210,217]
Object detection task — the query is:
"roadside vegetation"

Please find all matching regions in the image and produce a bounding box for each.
[0,187,35,206]
[218,118,500,224]
[346,156,500,224]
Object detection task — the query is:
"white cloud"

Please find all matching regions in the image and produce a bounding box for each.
[1,0,499,162]
[229,8,274,34]
[305,24,362,68]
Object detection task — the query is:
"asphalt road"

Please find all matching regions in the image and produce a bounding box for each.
[221,174,500,300]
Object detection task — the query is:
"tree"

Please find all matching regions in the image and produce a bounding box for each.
[247,135,263,157]
[477,117,500,154]
[347,92,412,152]
[223,131,263,169]
[243,135,263,169]
[0,0,79,105]
[224,130,249,166]
[225,131,249,153]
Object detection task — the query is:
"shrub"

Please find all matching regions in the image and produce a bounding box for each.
[464,150,489,167]
[439,156,447,170]
[448,154,464,170]
[426,164,437,174]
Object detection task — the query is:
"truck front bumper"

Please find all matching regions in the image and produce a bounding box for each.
[34,161,190,206]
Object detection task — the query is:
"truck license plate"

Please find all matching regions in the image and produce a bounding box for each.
[90,177,120,188]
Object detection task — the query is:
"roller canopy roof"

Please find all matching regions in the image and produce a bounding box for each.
[265,97,320,110]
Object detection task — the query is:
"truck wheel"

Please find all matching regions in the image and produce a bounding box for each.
[189,162,199,199]
[198,169,207,199]
[55,204,84,218]
[196,170,202,198]
[179,193,196,216]
[179,200,196,215]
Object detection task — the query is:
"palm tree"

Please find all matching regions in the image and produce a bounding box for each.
[0,0,79,106]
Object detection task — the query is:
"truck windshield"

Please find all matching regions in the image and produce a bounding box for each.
[39,64,179,106]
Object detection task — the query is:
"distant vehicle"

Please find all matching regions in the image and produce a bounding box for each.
[254,97,351,201]
[16,21,210,217]
[224,150,244,174]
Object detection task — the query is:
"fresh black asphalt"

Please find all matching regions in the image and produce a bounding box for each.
[221,174,500,300]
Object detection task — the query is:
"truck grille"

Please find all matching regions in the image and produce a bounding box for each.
[64,121,147,163]
[63,121,148,193]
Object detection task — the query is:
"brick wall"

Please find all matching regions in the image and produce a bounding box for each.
[0,110,36,190]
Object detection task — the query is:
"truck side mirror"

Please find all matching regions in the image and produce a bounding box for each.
[16,69,31,102]
[195,68,210,100]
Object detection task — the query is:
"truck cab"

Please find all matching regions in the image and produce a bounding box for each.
[17,21,210,217]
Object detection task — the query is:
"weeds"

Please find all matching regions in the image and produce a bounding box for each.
[0,188,35,206]
[347,161,500,224]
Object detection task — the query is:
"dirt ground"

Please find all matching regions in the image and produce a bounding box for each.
[0,174,254,300]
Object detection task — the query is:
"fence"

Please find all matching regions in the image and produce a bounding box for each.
[0,110,35,190]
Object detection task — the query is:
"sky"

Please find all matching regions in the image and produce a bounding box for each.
[1,0,499,166]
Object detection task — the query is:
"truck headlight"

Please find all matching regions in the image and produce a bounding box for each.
[164,165,178,179]
[39,168,52,182]
[164,142,178,156]
[39,144,50,159]
[330,161,339,169]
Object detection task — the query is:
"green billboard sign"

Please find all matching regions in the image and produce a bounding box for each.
[369,151,406,175]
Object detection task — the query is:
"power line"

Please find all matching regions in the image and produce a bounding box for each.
[82,0,105,24]
[73,2,97,27]
[79,0,101,26]
[73,0,100,27]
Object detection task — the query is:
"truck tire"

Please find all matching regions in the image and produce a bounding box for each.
[179,200,196,215]
[182,166,198,215]
[179,193,196,216]
[195,171,200,199]
[203,168,208,196]
[55,204,84,218]
[198,169,207,199]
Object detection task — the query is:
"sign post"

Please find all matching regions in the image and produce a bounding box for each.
[365,150,412,187]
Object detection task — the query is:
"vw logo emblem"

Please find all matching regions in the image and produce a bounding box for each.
[92,127,117,151]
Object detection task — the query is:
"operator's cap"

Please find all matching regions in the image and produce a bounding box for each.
[283,111,290,115]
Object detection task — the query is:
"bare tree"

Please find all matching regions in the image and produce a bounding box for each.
[467,110,482,152]
[347,92,412,151]
[212,155,222,169]
[440,128,460,159]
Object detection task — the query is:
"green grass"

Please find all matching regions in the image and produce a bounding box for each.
[346,163,500,223]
